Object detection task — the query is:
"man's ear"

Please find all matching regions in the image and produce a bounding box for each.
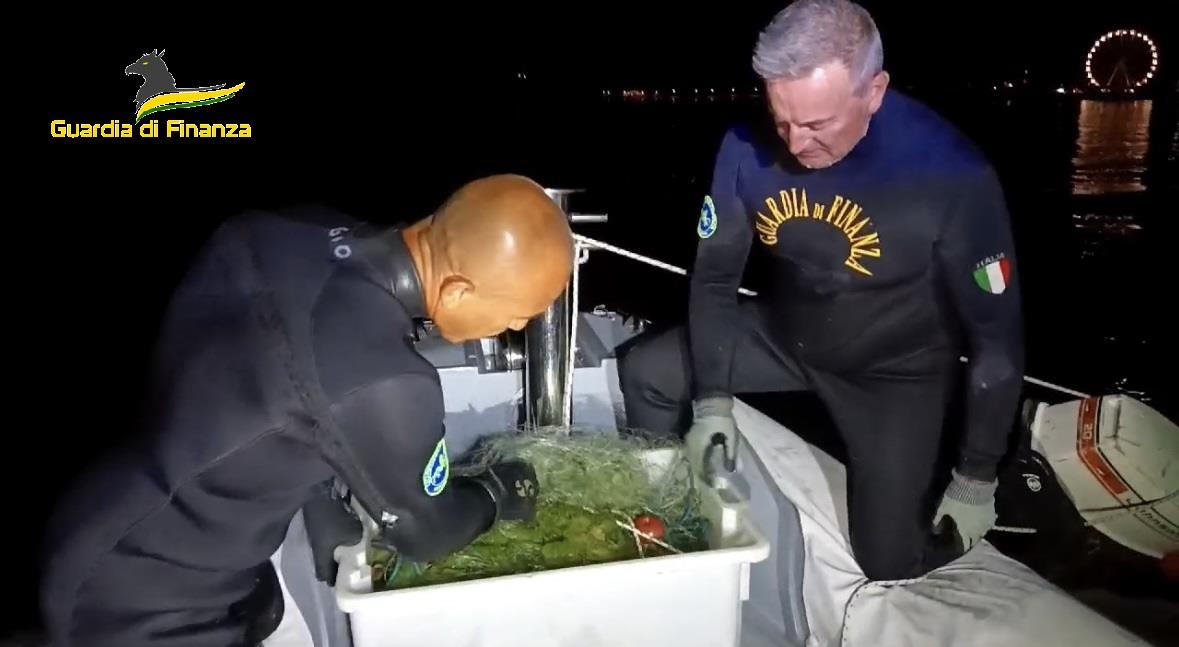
[867,70,889,114]
[438,275,475,310]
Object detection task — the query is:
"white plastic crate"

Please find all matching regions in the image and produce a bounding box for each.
[334,448,771,647]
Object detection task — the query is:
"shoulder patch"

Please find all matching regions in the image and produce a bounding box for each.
[422,438,449,496]
[972,253,1011,294]
[698,195,718,239]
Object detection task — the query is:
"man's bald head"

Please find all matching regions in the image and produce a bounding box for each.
[404,175,574,342]
[433,175,573,281]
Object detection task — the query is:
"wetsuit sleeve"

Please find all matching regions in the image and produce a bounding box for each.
[689,128,753,399]
[936,166,1025,481]
[312,268,495,562]
[328,374,496,561]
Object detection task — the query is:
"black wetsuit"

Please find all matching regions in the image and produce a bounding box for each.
[620,90,1024,580]
[40,207,496,646]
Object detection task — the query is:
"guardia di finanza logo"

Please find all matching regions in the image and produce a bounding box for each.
[49,49,250,139]
[127,49,245,123]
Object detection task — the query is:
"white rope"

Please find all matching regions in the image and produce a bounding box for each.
[572,233,1090,400]
[563,242,589,429]
[991,525,1038,534]
[1023,376,1091,399]
[954,356,1091,399]
[573,234,757,297]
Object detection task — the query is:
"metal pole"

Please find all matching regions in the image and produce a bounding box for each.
[523,189,577,429]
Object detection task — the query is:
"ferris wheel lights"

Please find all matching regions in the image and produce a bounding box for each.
[1085,29,1158,91]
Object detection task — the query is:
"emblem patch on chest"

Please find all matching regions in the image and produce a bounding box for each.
[753,189,882,276]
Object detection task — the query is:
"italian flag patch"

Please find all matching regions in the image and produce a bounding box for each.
[973,256,1011,294]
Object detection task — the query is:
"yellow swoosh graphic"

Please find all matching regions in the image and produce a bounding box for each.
[136,82,246,121]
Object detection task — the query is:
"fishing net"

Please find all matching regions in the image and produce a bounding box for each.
[370,427,709,590]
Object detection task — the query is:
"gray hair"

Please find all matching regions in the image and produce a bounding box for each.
[752,0,883,94]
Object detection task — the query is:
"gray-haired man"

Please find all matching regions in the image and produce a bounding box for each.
[620,0,1024,579]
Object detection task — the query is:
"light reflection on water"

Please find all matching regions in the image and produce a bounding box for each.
[1064,99,1164,408]
[1070,99,1153,195]
[1071,213,1143,260]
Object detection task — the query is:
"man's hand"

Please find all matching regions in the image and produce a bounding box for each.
[685,396,738,478]
[302,480,362,584]
[468,460,539,523]
[932,469,998,552]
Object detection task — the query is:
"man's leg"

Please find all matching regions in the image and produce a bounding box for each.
[261,536,317,647]
[810,369,958,581]
[617,303,807,435]
[619,306,814,645]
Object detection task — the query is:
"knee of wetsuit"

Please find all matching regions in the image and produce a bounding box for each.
[616,337,657,395]
[853,540,930,582]
[858,556,924,582]
[621,327,690,389]
[231,561,284,645]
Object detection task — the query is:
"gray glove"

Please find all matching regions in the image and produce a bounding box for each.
[685,396,738,478]
[932,469,998,552]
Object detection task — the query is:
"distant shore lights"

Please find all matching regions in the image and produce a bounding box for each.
[606,86,763,103]
[1085,29,1159,92]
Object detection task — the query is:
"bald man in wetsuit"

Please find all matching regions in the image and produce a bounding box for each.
[40,175,574,646]
[619,0,1024,580]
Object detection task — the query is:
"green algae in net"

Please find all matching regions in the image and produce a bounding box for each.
[371,430,710,590]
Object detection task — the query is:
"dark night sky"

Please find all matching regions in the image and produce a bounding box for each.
[416,2,1173,87]
[27,2,1173,96]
